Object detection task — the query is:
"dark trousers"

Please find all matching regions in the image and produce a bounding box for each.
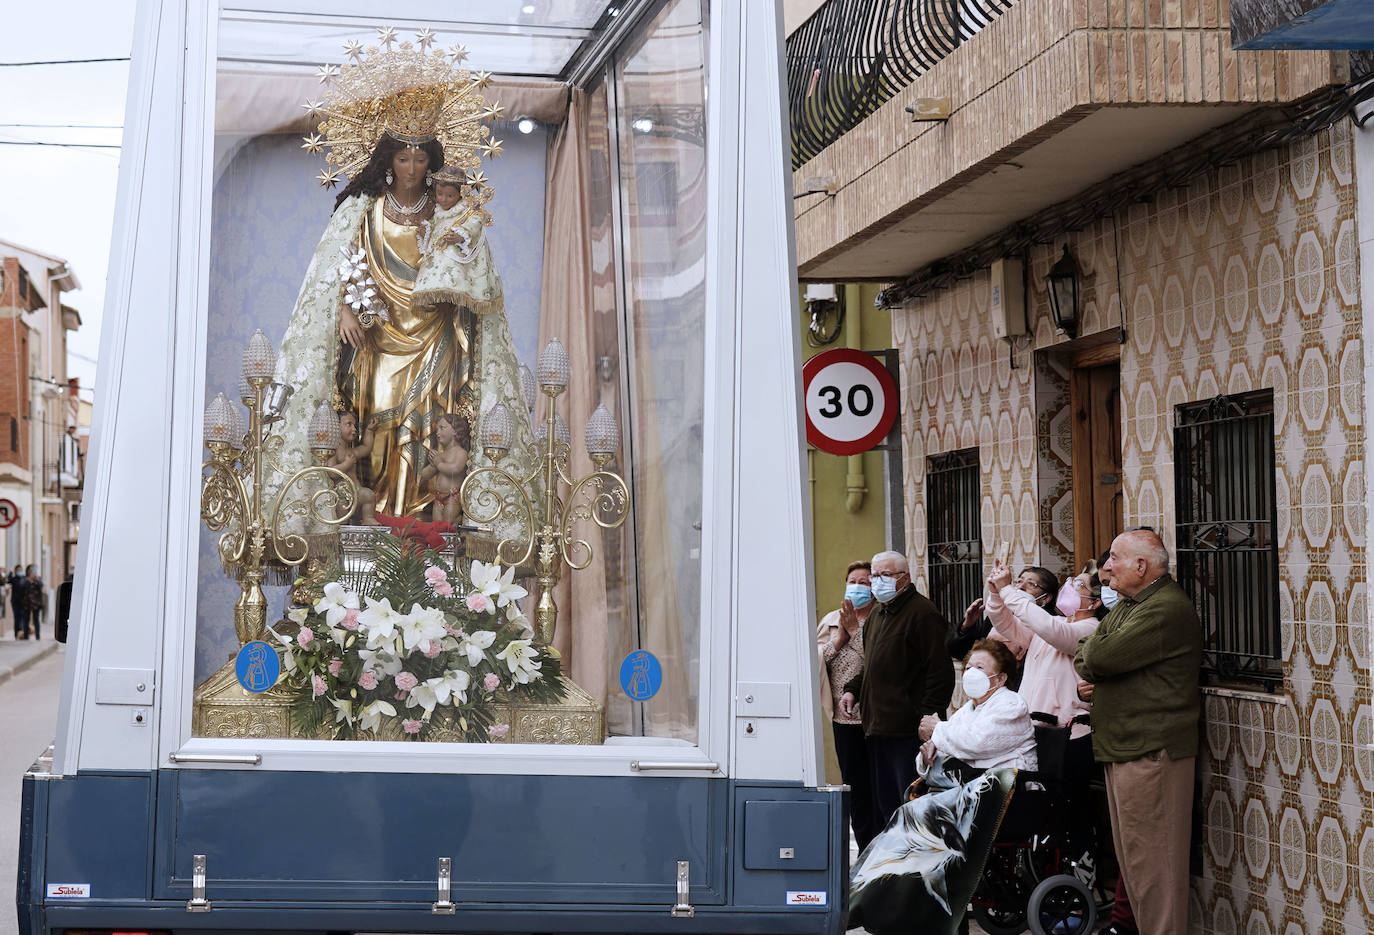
[866,733,924,833]
[832,721,876,851]
[13,604,28,637]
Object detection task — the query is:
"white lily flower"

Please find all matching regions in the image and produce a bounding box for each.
[491,565,528,607]
[337,247,367,282]
[442,669,471,705]
[283,649,297,672]
[345,280,376,312]
[456,629,496,666]
[329,697,354,725]
[358,700,396,733]
[398,603,449,655]
[358,646,402,676]
[358,596,403,648]
[469,559,500,593]
[495,639,541,684]
[286,606,309,625]
[314,581,359,628]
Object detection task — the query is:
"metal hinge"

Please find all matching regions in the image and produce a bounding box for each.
[432,857,455,914]
[670,859,694,918]
[186,854,211,912]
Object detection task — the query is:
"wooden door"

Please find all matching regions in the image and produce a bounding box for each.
[1070,348,1123,570]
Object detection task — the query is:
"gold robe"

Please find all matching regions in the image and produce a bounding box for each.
[344,198,473,516]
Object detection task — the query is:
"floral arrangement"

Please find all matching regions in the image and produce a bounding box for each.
[274,527,564,741]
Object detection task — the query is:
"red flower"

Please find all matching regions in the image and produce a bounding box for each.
[373,513,455,551]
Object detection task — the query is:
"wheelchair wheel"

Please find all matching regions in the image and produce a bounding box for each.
[1026,873,1097,935]
[970,902,1028,935]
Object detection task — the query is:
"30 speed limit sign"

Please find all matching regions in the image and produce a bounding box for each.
[802,348,899,455]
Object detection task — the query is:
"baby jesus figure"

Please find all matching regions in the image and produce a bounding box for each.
[331,410,378,525]
[412,164,496,310]
[420,413,469,526]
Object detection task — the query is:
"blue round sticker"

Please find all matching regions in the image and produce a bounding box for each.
[235,640,281,693]
[619,649,662,702]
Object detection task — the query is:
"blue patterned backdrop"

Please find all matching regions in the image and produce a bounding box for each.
[195,127,548,684]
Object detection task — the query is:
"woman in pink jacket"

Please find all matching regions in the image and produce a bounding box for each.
[983,557,1104,755]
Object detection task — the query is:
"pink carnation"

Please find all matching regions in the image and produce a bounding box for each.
[358,670,378,690]
[465,592,490,613]
[422,640,443,659]
[444,623,465,636]
[298,627,314,648]
[424,566,448,586]
[340,608,359,630]
[488,723,510,738]
[483,673,500,691]
[433,581,454,597]
[402,719,423,734]
[395,671,419,691]
[328,660,342,676]
[312,674,327,698]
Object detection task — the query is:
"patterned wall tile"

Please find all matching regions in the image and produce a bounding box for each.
[892,120,1367,934]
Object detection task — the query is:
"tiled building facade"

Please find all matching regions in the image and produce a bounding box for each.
[892,119,1369,933]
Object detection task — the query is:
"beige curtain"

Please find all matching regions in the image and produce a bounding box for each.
[534,87,614,719]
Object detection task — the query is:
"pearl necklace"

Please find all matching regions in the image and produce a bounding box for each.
[386,191,429,216]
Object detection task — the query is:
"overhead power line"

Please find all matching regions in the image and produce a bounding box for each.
[0,57,130,66]
[0,122,122,129]
[0,140,120,150]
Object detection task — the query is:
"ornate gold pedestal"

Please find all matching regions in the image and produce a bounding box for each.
[192,661,603,745]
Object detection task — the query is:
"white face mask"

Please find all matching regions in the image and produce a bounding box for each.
[962,667,992,699]
[871,574,902,603]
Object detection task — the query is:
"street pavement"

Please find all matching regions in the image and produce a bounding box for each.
[0,638,64,935]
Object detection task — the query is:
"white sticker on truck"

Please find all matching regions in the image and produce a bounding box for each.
[47,884,91,898]
[786,890,827,906]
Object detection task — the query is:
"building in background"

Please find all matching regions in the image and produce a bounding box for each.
[787,1,1374,931]
[0,238,83,614]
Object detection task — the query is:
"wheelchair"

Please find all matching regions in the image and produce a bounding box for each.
[909,713,1114,935]
[969,714,1113,935]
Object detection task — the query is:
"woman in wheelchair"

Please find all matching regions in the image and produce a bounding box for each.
[917,640,1036,784]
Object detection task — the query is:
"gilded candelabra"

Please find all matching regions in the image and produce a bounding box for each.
[201,330,358,646]
[459,338,630,646]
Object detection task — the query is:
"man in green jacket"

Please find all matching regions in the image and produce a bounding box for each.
[839,550,954,832]
[1074,529,1201,935]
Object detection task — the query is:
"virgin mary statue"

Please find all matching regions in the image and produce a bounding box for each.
[266,32,536,532]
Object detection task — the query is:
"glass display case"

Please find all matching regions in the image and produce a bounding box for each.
[191,1,708,748]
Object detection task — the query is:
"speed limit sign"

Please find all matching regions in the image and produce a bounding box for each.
[802,348,899,455]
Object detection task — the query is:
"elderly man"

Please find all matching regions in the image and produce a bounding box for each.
[838,550,954,830]
[1074,529,1201,935]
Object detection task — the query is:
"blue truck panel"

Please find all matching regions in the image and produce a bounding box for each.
[19,770,847,935]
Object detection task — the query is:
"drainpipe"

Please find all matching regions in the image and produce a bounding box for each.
[844,285,867,514]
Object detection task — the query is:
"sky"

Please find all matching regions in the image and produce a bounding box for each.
[0,1,138,398]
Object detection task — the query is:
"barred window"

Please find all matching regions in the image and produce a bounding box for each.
[926,447,983,626]
[1173,390,1281,689]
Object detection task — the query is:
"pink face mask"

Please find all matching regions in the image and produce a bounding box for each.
[1056,582,1082,616]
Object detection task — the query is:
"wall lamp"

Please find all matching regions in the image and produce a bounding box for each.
[1046,245,1081,338]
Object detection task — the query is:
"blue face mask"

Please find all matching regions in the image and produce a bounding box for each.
[871,574,902,604]
[1100,585,1120,609]
[845,583,872,609]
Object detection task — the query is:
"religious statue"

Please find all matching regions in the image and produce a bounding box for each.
[420,413,469,526]
[265,30,537,545]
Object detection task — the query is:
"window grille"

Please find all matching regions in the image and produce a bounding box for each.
[1173,390,1282,689]
[926,447,982,626]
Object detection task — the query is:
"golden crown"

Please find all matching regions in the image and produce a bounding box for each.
[302,28,504,191]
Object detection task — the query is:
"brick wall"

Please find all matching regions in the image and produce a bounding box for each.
[0,256,31,470]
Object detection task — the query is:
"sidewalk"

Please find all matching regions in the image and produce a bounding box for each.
[0,630,61,688]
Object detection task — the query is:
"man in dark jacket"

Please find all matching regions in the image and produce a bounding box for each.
[10,564,28,639]
[24,565,44,640]
[839,550,955,830]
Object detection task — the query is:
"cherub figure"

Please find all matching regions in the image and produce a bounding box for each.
[331,410,378,525]
[412,165,494,311]
[420,413,469,526]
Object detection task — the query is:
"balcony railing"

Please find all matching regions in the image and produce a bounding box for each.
[786,0,1016,169]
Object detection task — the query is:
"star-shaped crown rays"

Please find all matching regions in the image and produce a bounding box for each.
[300,27,502,223]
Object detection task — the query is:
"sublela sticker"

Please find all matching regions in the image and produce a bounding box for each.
[786,891,827,906]
[46,883,91,898]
